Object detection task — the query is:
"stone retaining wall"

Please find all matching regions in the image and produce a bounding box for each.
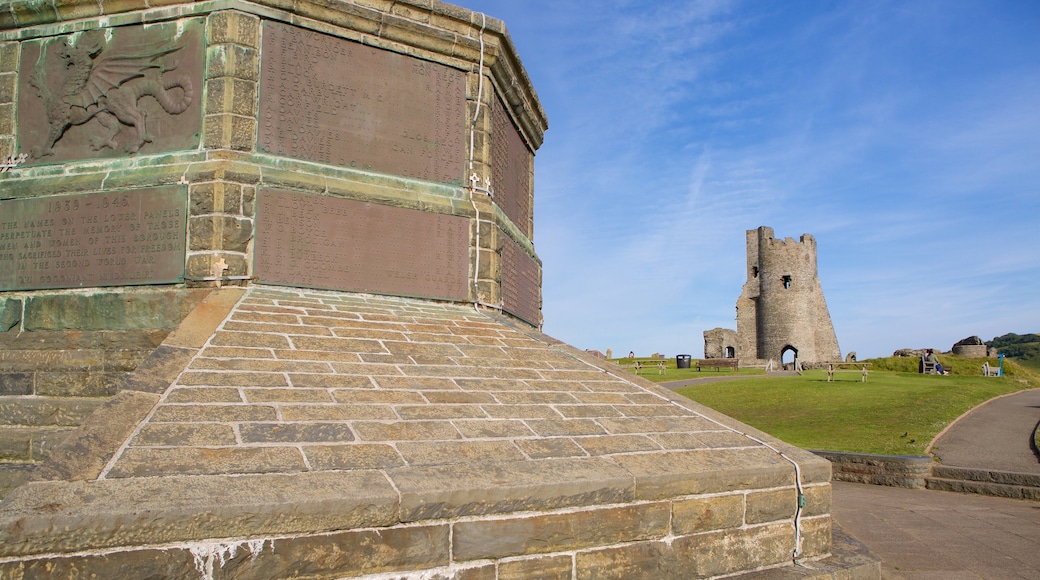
[811,450,933,488]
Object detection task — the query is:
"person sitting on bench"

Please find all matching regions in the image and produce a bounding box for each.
[924,349,947,375]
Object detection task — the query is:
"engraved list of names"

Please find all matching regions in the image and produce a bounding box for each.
[0,188,187,291]
[259,22,467,184]
[254,189,469,301]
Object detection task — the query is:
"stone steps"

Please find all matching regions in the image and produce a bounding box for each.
[926,465,1040,501]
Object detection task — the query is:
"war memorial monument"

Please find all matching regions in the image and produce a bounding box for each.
[0,1,875,577]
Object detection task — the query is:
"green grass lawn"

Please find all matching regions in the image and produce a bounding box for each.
[609,358,765,383]
[673,357,1039,455]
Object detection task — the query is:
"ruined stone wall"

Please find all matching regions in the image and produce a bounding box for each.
[702,327,738,359]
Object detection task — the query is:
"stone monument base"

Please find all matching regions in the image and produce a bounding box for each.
[0,287,878,578]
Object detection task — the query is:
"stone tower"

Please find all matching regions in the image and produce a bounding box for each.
[706,226,840,365]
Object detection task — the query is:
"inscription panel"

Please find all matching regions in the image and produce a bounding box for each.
[501,237,540,326]
[259,22,467,184]
[255,190,469,301]
[492,93,533,236]
[0,188,187,290]
[17,20,204,164]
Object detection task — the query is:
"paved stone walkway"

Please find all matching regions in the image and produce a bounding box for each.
[832,482,1040,579]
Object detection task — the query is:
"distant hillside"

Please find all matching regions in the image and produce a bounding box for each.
[987,333,1040,371]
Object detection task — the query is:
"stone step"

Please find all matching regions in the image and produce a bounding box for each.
[0,396,107,428]
[926,477,1040,500]
[0,348,150,372]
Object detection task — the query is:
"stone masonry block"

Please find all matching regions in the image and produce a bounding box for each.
[131,423,237,447]
[0,43,18,73]
[0,73,14,103]
[231,113,257,150]
[671,493,744,535]
[205,44,260,81]
[0,397,104,427]
[303,443,405,470]
[201,524,451,578]
[746,487,797,524]
[35,371,122,397]
[611,447,794,501]
[453,502,670,561]
[575,523,795,580]
[105,446,307,478]
[188,215,253,252]
[499,555,573,580]
[391,457,634,522]
[396,440,525,466]
[149,404,277,423]
[0,373,32,396]
[190,181,243,215]
[239,422,354,444]
[0,547,198,579]
[0,471,400,557]
[207,11,261,48]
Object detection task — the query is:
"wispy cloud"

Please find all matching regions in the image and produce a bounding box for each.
[463,0,1040,358]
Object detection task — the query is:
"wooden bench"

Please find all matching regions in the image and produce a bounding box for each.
[696,358,739,371]
[826,363,870,382]
[982,362,1001,377]
[920,356,938,375]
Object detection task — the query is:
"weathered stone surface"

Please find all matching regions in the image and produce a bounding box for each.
[23,290,209,332]
[0,298,21,332]
[499,555,573,580]
[575,522,795,579]
[303,443,405,470]
[391,458,634,522]
[671,493,744,535]
[0,471,400,557]
[611,448,794,501]
[0,397,104,427]
[746,487,797,524]
[0,373,32,396]
[454,502,670,560]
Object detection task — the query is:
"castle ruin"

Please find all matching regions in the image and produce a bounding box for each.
[706,226,841,366]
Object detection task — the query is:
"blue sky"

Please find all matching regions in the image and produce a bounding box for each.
[456,0,1040,359]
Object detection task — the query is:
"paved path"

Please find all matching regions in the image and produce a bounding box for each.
[930,388,1040,473]
[832,387,1040,579]
[832,482,1040,579]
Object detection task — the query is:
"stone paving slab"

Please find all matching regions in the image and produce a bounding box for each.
[0,286,835,575]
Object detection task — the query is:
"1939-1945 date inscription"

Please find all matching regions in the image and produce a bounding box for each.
[0,188,187,290]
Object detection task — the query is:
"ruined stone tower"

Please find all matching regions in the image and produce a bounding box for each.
[707,226,841,365]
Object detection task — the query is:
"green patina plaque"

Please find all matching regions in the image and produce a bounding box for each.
[0,187,187,290]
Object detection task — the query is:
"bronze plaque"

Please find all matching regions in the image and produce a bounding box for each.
[258,22,467,184]
[492,93,533,236]
[501,237,540,326]
[0,188,187,290]
[255,189,469,300]
[17,20,204,164]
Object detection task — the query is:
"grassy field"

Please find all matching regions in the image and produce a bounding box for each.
[673,356,1039,455]
[609,358,764,383]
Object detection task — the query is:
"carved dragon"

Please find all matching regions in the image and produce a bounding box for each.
[29,29,194,158]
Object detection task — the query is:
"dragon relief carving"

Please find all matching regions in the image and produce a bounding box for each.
[28,29,194,158]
